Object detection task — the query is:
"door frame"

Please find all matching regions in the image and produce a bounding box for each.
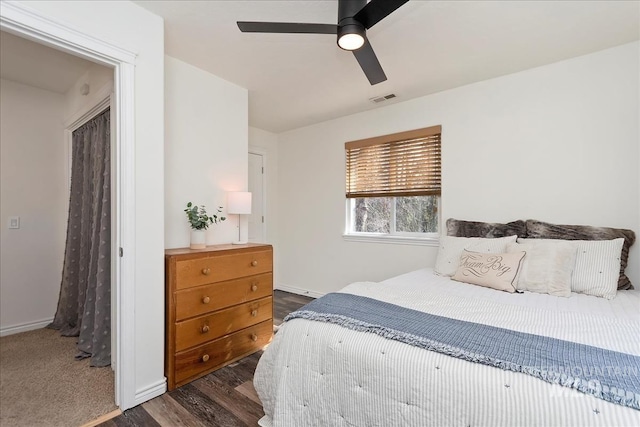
[1,2,137,409]
[248,147,267,242]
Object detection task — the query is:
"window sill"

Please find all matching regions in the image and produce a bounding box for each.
[342,233,440,247]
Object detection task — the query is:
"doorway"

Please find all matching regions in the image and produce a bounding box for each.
[0,34,117,424]
[0,31,114,341]
[248,150,266,243]
[0,1,138,411]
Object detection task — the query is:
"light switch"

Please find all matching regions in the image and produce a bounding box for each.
[8,216,20,229]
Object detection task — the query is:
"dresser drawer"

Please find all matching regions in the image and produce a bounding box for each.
[175,273,272,321]
[175,296,272,351]
[174,320,272,385]
[175,250,273,289]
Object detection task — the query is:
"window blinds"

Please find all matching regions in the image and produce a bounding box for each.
[345,125,441,198]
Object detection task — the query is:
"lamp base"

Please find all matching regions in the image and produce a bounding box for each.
[232,240,248,245]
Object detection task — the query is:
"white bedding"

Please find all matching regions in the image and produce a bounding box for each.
[254,268,640,427]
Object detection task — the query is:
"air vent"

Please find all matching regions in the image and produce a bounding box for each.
[369,93,397,104]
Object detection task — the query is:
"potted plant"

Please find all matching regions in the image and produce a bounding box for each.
[184,202,226,249]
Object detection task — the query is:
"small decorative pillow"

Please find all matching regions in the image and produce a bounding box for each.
[517,238,624,299]
[452,250,526,293]
[434,235,518,277]
[507,240,577,297]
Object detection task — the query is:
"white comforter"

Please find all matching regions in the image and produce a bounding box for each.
[254,268,640,427]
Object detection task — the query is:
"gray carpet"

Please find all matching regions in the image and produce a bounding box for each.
[0,328,117,426]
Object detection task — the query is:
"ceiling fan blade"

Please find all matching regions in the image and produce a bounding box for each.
[237,22,338,34]
[353,0,409,29]
[352,38,387,85]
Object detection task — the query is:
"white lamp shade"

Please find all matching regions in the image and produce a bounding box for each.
[227,191,252,215]
[338,33,364,50]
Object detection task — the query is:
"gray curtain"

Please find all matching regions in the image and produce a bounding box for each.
[49,108,111,367]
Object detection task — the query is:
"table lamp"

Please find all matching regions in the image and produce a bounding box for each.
[227,191,252,244]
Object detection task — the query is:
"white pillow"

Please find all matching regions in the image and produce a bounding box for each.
[434,235,518,277]
[507,240,577,297]
[517,238,624,299]
[452,250,526,293]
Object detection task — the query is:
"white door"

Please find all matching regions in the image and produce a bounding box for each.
[248,152,265,242]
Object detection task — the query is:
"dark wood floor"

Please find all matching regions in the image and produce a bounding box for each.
[99,290,314,427]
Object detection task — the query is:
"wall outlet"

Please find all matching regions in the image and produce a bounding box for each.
[8,216,20,229]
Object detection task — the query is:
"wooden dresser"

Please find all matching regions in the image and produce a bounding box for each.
[165,243,273,390]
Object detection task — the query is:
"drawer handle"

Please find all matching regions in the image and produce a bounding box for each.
[251,334,258,342]
[251,284,258,292]
[251,310,258,317]
[202,267,211,275]
[251,260,258,267]
[202,296,210,304]
[201,325,210,333]
[201,354,210,363]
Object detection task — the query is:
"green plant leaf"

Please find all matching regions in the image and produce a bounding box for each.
[185,202,228,228]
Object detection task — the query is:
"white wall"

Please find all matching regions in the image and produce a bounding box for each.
[0,79,67,335]
[65,63,114,119]
[164,56,248,248]
[12,0,165,408]
[276,42,640,296]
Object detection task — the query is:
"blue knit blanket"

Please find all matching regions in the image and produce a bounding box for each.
[284,292,640,410]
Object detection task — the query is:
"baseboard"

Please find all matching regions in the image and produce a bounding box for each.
[79,409,122,427]
[275,283,325,299]
[134,378,167,406]
[0,318,54,337]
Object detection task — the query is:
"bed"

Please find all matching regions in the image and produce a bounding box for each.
[254,220,640,426]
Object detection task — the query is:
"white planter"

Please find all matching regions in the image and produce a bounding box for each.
[190,229,206,249]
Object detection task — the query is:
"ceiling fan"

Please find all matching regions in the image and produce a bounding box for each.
[237,0,409,85]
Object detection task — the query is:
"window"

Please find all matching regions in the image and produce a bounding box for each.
[345,125,441,242]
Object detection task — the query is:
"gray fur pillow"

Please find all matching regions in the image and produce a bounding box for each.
[525,219,636,290]
[446,218,526,239]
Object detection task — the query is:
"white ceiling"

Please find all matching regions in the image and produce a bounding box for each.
[135,0,640,133]
[0,30,93,94]
[2,2,635,132]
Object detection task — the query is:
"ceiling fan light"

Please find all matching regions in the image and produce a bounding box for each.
[338,33,364,50]
[337,22,365,51]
